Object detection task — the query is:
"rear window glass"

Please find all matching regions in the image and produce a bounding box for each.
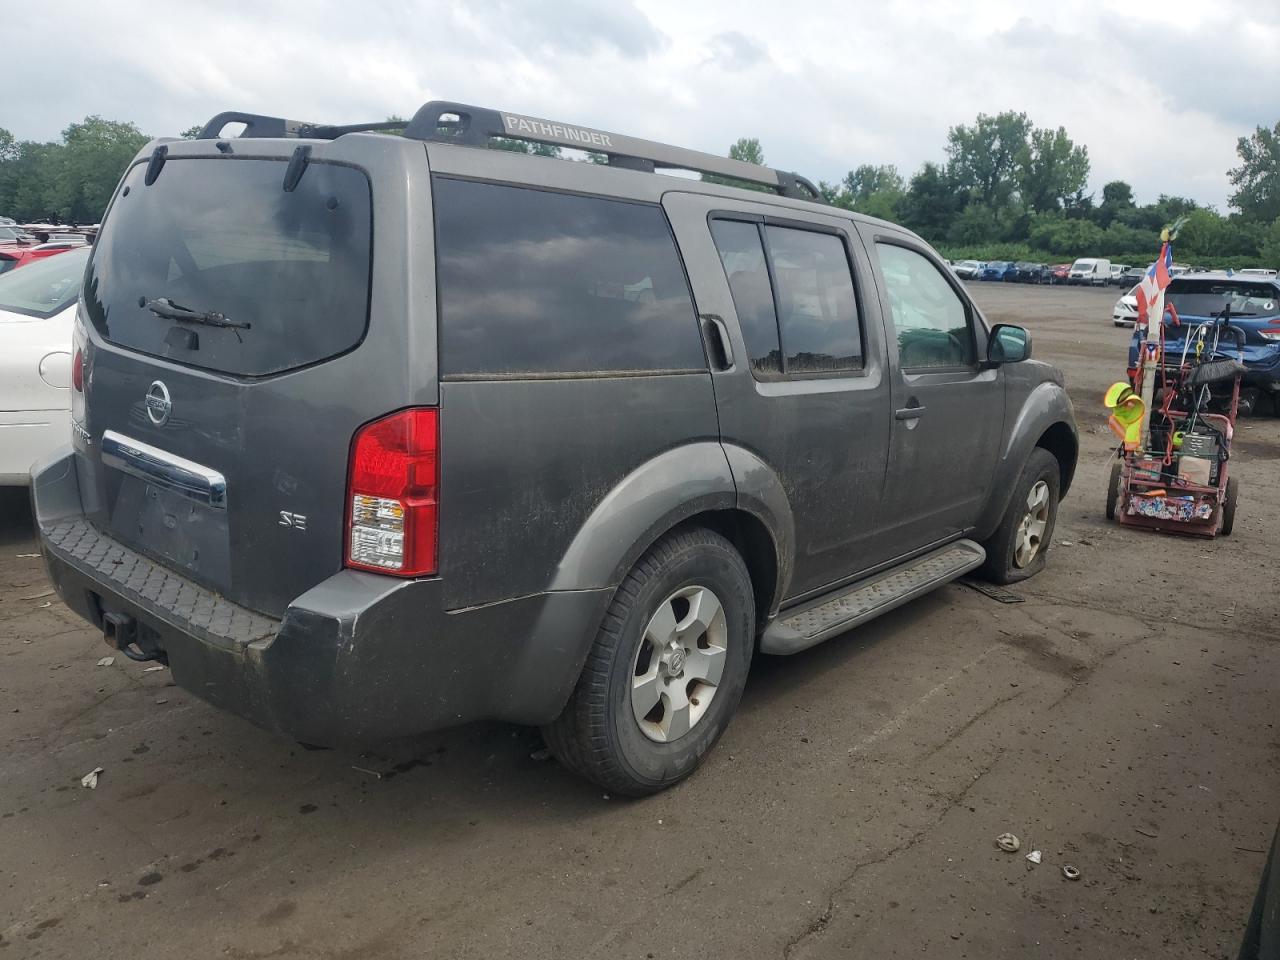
[84,158,372,377]
[433,178,703,377]
[1166,280,1279,318]
[0,247,89,318]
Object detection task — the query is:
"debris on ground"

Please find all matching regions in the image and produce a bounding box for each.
[1026,850,1042,865]
[21,588,55,600]
[97,656,115,667]
[81,767,104,789]
[352,765,384,780]
[1062,865,1081,881]
[958,578,1025,604]
[996,832,1021,853]
[530,748,552,761]
[142,665,166,672]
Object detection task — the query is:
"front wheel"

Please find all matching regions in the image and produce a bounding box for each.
[980,448,1061,584]
[542,528,755,796]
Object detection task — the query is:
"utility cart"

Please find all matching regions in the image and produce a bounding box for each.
[1105,312,1245,538]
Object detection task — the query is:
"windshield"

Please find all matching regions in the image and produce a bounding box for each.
[1071,260,1094,270]
[1165,280,1279,319]
[0,247,89,319]
[84,156,372,377]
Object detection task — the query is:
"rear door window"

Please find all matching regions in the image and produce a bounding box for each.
[433,178,703,378]
[710,218,864,378]
[84,158,372,377]
[764,225,863,374]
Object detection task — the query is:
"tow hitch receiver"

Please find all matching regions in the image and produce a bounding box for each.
[102,611,168,664]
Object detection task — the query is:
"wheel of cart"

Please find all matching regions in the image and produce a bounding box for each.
[1105,457,1123,521]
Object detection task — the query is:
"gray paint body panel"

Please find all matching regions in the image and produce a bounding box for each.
[31,128,1078,746]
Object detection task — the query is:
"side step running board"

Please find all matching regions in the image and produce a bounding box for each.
[760,540,986,655]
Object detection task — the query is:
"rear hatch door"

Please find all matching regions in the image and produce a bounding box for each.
[75,138,435,617]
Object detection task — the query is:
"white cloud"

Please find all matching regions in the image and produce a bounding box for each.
[7,0,1275,209]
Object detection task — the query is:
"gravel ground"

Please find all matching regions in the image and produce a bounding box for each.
[1,282,1277,959]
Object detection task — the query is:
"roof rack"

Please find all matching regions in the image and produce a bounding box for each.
[198,102,824,203]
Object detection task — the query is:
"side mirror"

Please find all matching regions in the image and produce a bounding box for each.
[988,324,1031,364]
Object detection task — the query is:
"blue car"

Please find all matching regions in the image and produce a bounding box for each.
[1128,273,1280,416]
[980,260,1017,281]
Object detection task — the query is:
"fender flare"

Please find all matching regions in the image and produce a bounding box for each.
[547,441,793,603]
[976,382,1078,539]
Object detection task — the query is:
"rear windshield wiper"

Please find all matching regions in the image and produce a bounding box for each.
[142,297,251,333]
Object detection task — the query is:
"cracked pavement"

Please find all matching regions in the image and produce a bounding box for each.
[2,284,1277,959]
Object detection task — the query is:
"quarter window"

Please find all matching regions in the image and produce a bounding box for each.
[433,178,703,378]
[875,243,975,369]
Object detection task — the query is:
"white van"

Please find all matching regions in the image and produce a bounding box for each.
[1068,257,1111,286]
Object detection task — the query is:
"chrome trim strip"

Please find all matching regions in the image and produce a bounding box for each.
[101,430,227,510]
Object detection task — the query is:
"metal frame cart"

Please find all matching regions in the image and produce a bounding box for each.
[1105,310,1245,538]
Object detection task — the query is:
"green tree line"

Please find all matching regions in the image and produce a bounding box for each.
[736,113,1280,269]
[2,111,1278,268]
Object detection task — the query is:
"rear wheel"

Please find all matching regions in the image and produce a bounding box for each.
[980,448,1061,584]
[1221,476,1239,536]
[1105,459,1123,521]
[542,528,754,796]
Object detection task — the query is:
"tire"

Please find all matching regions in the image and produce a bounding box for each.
[1221,476,1238,536]
[980,448,1061,585]
[542,528,755,796]
[1237,388,1259,418]
[1105,459,1123,521]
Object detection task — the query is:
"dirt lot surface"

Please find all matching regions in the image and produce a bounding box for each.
[2,283,1277,959]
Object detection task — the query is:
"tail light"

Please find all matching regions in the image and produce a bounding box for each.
[345,408,438,577]
[71,347,84,392]
[1260,327,1280,342]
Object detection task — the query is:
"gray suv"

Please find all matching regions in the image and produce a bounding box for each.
[31,101,1077,795]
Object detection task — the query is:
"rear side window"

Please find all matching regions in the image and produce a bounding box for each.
[710,218,864,378]
[84,158,372,377]
[433,178,703,378]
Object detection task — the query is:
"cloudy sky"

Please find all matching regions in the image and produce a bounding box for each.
[9,1,1278,209]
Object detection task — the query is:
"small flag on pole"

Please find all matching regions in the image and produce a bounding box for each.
[1134,242,1173,331]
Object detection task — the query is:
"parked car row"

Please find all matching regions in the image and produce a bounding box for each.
[947,257,1268,289]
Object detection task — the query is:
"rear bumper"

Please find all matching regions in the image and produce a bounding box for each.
[32,449,611,746]
[0,409,68,485]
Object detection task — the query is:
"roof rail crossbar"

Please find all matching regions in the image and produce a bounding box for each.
[403,100,823,202]
[198,113,407,141]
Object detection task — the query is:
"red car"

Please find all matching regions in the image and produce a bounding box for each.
[0,241,84,275]
[1049,263,1072,285]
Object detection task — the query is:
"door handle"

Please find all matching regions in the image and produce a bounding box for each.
[895,405,926,420]
[700,314,735,371]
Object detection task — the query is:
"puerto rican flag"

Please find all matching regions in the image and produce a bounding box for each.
[1134,242,1173,330]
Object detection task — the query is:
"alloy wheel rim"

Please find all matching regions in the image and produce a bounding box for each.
[1014,480,1051,568]
[630,585,728,743]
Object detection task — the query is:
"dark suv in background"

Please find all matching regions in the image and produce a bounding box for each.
[32,101,1077,795]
